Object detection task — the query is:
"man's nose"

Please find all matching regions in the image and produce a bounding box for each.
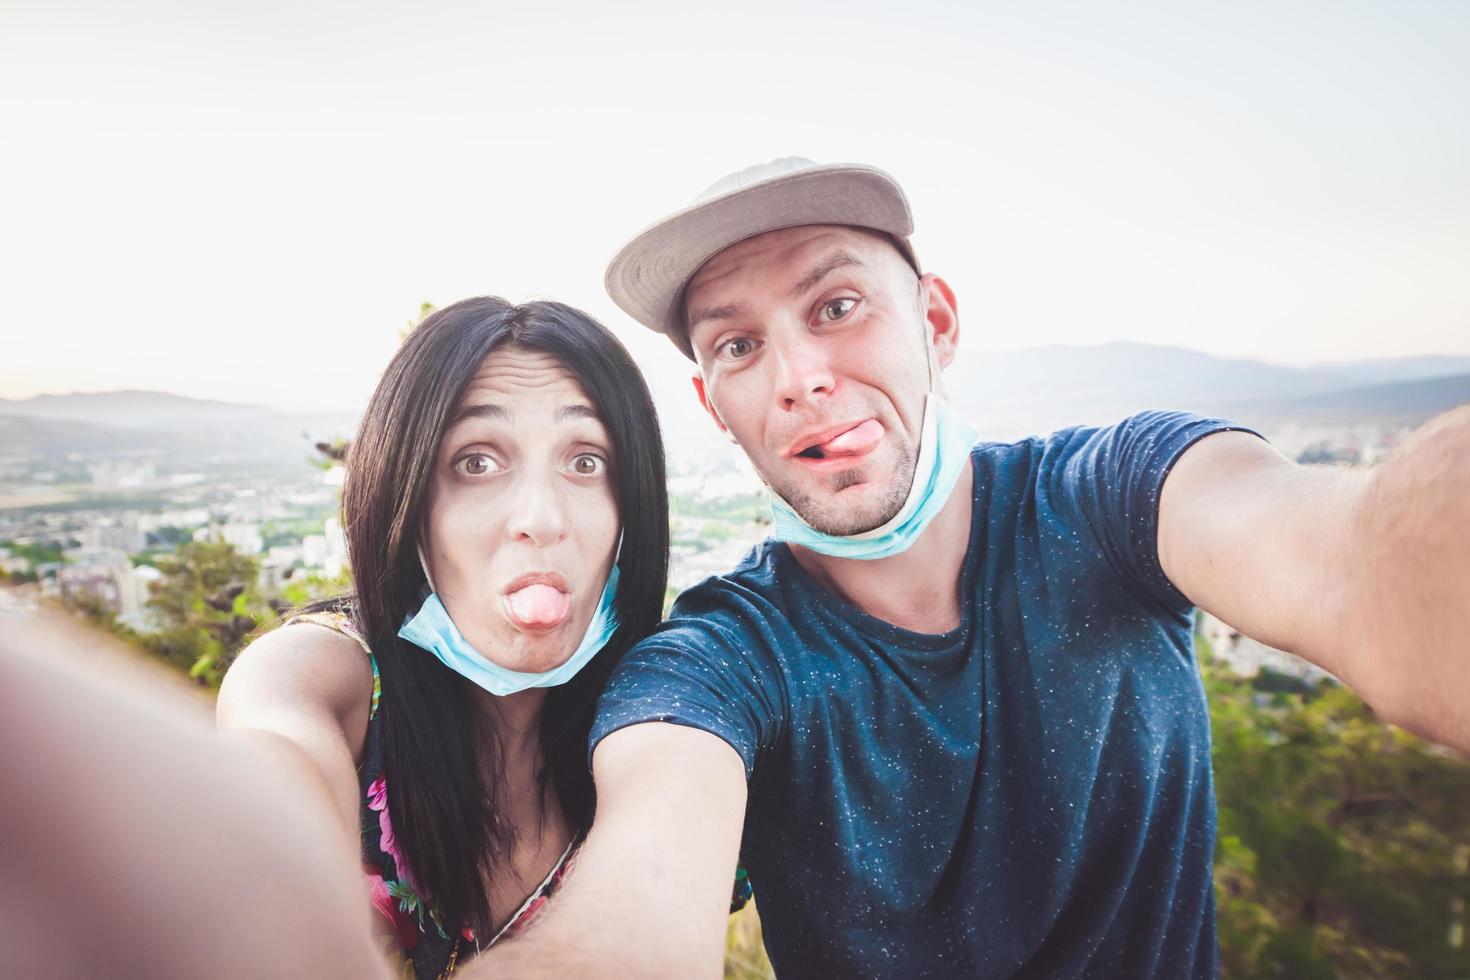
[772,331,836,412]
[504,470,569,547]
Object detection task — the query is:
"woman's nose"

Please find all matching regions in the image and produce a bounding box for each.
[504,471,569,546]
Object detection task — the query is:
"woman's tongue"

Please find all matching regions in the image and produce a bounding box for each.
[504,584,570,629]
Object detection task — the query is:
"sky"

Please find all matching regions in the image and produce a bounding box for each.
[1,0,1467,412]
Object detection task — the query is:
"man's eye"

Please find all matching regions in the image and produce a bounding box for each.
[570,453,607,476]
[456,454,499,476]
[820,298,857,322]
[720,337,757,360]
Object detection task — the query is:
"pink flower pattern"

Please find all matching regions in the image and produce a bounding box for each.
[366,775,419,894]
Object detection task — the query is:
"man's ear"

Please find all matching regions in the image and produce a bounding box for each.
[691,372,735,439]
[921,273,960,369]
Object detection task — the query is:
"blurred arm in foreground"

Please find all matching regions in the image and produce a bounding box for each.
[1162,404,1470,755]
[0,620,390,980]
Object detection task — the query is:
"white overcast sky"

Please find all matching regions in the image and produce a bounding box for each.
[1,0,1466,412]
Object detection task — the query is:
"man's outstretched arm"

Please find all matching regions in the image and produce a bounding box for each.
[1159,405,1470,754]
[467,720,748,979]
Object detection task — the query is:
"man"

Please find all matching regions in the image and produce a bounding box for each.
[479,159,1469,978]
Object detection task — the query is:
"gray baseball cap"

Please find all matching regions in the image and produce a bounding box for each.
[604,157,918,360]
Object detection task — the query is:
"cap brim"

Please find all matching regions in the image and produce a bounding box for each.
[605,163,914,360]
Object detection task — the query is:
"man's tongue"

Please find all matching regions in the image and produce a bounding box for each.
[812,419,884,458]
[504,584,570,628]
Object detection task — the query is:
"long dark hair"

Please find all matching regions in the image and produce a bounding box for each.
[329,297,667,933]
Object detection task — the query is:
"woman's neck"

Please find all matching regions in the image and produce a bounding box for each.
[471,685,548,768]
[469,685,567,839]
[467,683,573,927]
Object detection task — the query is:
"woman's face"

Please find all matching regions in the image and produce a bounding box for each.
[421,345,620,674]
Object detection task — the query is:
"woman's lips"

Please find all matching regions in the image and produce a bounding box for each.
[503,584,571,631]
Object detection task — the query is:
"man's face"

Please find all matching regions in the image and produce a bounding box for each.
[685,225,958,535]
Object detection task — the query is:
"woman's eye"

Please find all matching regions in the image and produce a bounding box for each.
[456,454,499,476]
[720,337,756,360]
[571,453,606,476]
[820,298,857,322]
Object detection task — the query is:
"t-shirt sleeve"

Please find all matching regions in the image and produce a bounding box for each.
[588,584,786,780]
[1046,410,1264,613]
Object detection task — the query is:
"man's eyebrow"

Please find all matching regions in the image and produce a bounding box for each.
[789,251,863,298]
[451,403,508,425]
[685,301,750,334]
[684,251,864,334]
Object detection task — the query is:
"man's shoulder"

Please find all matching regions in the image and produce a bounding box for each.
[670,539,785,609]
[961,409,1249,548]
[634,539,791,651]
[969,410,1235,477]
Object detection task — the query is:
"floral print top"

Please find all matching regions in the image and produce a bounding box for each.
[291,608,754,978]
[291,610,576,979]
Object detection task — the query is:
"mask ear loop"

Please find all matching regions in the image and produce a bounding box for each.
[918,274,940,401]
[416,542,437,594]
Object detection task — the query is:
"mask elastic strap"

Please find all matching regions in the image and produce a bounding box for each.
[416,542,437,594]
[919,276,940,400]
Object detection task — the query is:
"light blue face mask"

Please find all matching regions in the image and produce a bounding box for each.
[768,394,979,560]
[398,559,621,698]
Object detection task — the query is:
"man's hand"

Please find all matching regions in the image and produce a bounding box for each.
[1160,406,1470,754]
[468,721,748,978]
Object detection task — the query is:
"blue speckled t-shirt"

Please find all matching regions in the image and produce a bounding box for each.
[591,411,1259,978]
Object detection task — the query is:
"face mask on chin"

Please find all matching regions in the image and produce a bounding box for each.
[398,540,622,697]
[767,393,979,560]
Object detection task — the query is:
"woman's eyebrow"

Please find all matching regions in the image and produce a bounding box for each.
[451,403,509,426]
[558,404,599,423]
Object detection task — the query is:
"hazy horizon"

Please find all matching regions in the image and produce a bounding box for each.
[3,1,1467,413]
[5,341,1467,417]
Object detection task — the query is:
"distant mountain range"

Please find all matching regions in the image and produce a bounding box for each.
[0,390,276,430]
[0,390,358,469]
[4,345,1467,467]
[939,344,1470,440]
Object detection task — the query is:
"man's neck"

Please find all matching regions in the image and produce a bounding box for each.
[786,463,975,634]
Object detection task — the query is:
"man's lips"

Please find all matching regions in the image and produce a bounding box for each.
[788,419,885,462]
[502,572,571,632]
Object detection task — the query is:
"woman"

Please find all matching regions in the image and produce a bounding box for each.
[218,297,669,977]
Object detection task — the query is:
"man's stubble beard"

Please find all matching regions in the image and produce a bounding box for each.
[768,439,919,536]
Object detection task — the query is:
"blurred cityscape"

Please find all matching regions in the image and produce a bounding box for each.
[0,446,348,634]
[4,341,1467,641]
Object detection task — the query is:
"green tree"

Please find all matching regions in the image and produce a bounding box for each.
[1205,637,1470,978]
[145,540,267,686]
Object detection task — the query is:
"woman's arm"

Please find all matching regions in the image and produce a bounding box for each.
[216,622,376,835]
[0,625,390,980]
